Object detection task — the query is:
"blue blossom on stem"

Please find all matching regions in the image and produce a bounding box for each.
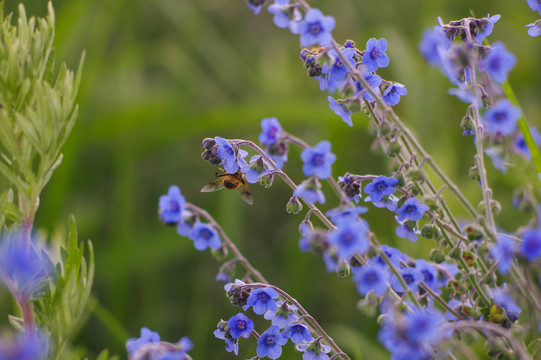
[268,2,301,34]
[301,140,336,179]
[354,72,382,102]
[514,126,541,158]
[294,178,325,204]
[259,117,283,146]
[395,221,419,242]
[188,222,221,251]
[297,8,335,47]
[328,96,352,127]
[0,232,54,302]
[264,301,298,329]
[326,206,368,225]
[475,14,501,43]
[362,38,390,72]
[0,332,47,360]
[418,27,451,66]
[327,220,370,260]
[364,176,398,203]
[228,313,254,339]
[483,99,520,136]
[283,323,312,344]
[159,185,185,225]
[478,42,516,84]
[519,228,541,261]
[415,259,438,291]
[213,323,239,355]
[247,287,279,315]
[322,48,356,83]
[374,245,403,268]
[492,286,521,322]
[296,341,331,360]
[126,328,192,359]
[390,267,423,293]
[396,198,429,222]
[246,0,264,15]
[382,83,407,106]
[489,235,516,274]
[526,20,541,37]
[352,262,389,296]
[256,325,287,359]
[241,155,270,184]
[528,0,541,15]
[215,136,240,174]
[126,327,160,355]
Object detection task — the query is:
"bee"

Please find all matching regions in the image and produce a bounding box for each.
[201,169,253,205]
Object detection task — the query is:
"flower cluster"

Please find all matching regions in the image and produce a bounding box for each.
[126,327,192,360]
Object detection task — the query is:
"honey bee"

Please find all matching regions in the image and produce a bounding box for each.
[201,169,253,205]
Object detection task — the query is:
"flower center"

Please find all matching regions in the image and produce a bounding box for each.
[236,320,247,330]
[200,229,212,240]
[312,154,325,166]
[309,21,322,35]
[265,335,275,346]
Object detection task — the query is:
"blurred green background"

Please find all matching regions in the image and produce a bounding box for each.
[2,0,540,358]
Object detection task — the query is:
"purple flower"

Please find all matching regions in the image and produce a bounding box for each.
[475,14,501,43]
[297,8,335,47]
[382,83,407,106]
[390,267,423,293]
[403,309,448,345]
[492,286,521,322]
[528,0,541,15]
[374,245,403,268]
[256,326,287,359]
[283,323,312,344]
[478,42,516,84]
[396,198,429,222]
[327,220,370,260]
[354,72,382,102]
[264,301,298,329]
[0,232,54,302]
[188,222,221,251]
[126,327,160,355]
[364,175,398,203]
[483,99,520,136]
[353,262,389,296]
[328,96,352,127]
[241,155,270,183]
[0,332,47,360]
[418,27,451,66]
[326,206,368,225]
[526,21,541,37]
[296,341,331,360]
[259,117,282,146]
[301,141,336,179]
[213,324,239,355]
[395,221,419,242]
[215,136,240,174]
[159,185,185,225]
[362,38,390,72]
[268,3,301,34]
[514,127,541,158]
[247,287,279,315]
[246,0,265,15]
[322,48,356,83]
[415,259,437,291]
[228,313,254,339]
[489,235,516,274]
[520,228,541,261]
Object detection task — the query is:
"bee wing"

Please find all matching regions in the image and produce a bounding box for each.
[201,178,225,192]
[237,183,254,205]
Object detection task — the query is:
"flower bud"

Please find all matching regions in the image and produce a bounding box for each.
[202,138,216,150]
[421,224,436,239]
[468,165,480,182]
[429,248,446,263]
[449,246,462,259]
[406,168,426,183]
[464,225,484,242]
[379,122,393,137]
[393,172,406,187]
[386,142,402,158]
[259,172,274,188]
[286,196,303,214]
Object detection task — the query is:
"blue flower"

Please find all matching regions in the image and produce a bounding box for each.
[390,267,423,293]
[382,83,407,106]
[528,0,541,15]
[296,341,331,360]
[374,245,403,268]
[264,301,298,329]
[228,313,254,339]
[327,220,370,260]
[246,0,264,15]
[0,232,54,302]
[215,136,240,174]
[126,328,191,359]
[322,48,356,84]
[293,181,325,204]
[297,8,335,47]
[353,262,389,296]
[362,38,389,72]
[328,96,352,127]
[256,326,287,359]
[489,235,516,274]
[241,155,270,184]
[188,222,221,251]
[396,198,429,222]
[326,206,368,225]
[259,118,282,146]
[526,21,541,37]
[268,3,301,34]
[475,14,500,43]
[403,309,447,345]
[214,324,239,355]
[364,176,398,203]
[354,72,382,102]
[415,259,437,291]
[368,194,398,211]
[247,287,279,315]
[520,228,541,261]
[514,127,541,158]
[418,27,451,66]
[283,323,312,344]
[483,99,520,136]
[0,332,47,360]
[478,42,516,84]
[492,286,521,322]
[126,327,161,355]
[395,221,419,242]
[301,140,336,179]
[159,185,185,225]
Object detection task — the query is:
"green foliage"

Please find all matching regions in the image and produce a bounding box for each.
[34,216,95,359]
[0,1,83,223]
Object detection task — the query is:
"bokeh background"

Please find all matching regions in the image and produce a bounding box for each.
[2,0,541,358]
